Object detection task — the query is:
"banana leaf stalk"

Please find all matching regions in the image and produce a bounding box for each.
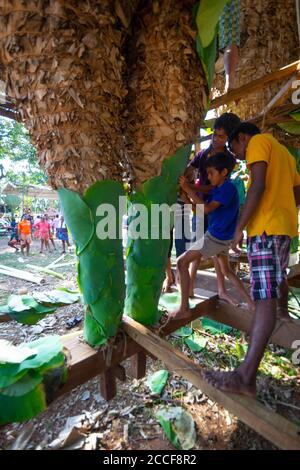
[58,181,125,347]
[125,146,191,325]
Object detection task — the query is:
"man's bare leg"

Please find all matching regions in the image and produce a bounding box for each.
[171,250,202,320]
[224,44,239,93]
[277,278,291,321]
[218,255,255,311]
[214,256,239,307]
[204,298,276,396]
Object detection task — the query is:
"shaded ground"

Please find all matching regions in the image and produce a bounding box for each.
[0,235,299,450]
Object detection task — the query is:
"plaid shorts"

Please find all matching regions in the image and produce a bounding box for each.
[219,0,241,50]
[247,234,291,301]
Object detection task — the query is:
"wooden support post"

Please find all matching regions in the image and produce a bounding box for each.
[99,370,117,401]
[123,315,300,450]
[130,351,147,379]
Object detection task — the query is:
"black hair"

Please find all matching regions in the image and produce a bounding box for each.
[205,152,236,175]
[228,122,261,147]
[214,112,241,137]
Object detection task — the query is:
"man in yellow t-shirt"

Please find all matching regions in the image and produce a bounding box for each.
[18,215,32,256]
[204,122,300,398]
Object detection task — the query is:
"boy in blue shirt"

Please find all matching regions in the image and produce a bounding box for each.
[170,152,254,321]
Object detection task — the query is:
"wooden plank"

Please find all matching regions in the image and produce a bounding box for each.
[193,296,300,350]
[123,315,300,450]
[130,351,147,379]
[210,60,300,109]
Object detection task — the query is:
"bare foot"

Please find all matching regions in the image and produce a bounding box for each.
[218,292,239,308]
[169,307,192,322]
[162,278,173,293]
[203,369,256,397]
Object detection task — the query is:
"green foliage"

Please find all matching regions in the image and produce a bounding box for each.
[194,0,227,89]
[0,290,80,324]
[196,0,229,48]
[278,121,300,135]
[0,336,67,424]
[147,370,169,395]
[156,406,196,450]
[184,333,207,352]
[0,117,46,187]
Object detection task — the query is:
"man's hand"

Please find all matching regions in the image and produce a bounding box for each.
[231,226,244,253]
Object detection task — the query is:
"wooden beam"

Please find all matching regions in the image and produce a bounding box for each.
[210,60,300,109]
[123,315,300,450]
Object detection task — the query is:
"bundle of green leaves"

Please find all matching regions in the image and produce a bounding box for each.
[0,289,81,325]
[0,336,67,425]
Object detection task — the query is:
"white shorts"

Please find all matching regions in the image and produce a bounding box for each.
[188,231,232,260]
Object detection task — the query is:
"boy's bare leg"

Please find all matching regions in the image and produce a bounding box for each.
[204,298,276,396]
[189,259,199,297]
[51,238,56,250]
[162,258,173,293]
[40,240,44,253]
[218,254,255,311]
[62,241,66,253]
[26,242,30,256]
[171,250,202,320]
[224,44,239,93]
[21,243,25,256]
[277,278,291,321]
[214,256,239,307]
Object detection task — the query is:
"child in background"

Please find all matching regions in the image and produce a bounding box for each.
[34,216,51,254]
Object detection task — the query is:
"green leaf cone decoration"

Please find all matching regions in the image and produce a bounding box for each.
[58,180,125,347]
[0,336,66,425]
[125,145,191,325]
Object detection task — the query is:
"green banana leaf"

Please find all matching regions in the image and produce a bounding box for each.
[278,121,300,135]
[196,0,229,48]
[147,370,169,395]
[201,317,232,335]
[156,406,197,450]
[171,326,193,338]
[184,333,207,352]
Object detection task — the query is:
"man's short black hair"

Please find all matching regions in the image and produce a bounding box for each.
[205,152,236,175]
[228,122,261,147]
[214,112,241,137]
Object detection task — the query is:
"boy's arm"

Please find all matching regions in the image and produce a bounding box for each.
[179,177,220,213]
[232,161,267,249]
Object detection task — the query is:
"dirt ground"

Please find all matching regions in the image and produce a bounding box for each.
[0,235,299,451]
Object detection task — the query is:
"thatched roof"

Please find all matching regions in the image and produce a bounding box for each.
[2,182,58,200]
